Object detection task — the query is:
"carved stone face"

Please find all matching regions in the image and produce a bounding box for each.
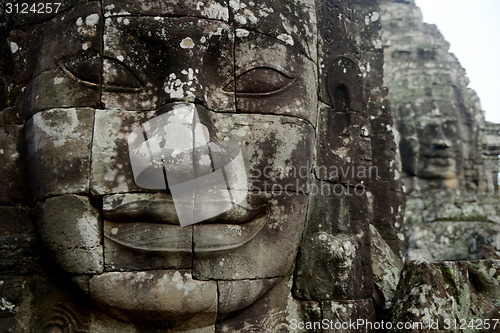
[415,109,462,180]
[21,1,318,328]
[399,99,464,188]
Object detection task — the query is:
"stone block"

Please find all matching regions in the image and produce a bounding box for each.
[392,260,500,330]
[9,2,101,84]
[25,108,95,200]
[370,224,403,311]
[15,2,103,118]
[294,180,372,300]
[371,133,398,181]
[23,69,100,116]
[35,195,103,274]
[30,276,92,333]
[91,109,154,196]
[467,260,500,296]
[234,31,318,125]
[89,270,217,329]
[210,112,314,193]
[193,192,308,280]
[370,182,403,247]
[315,102,372,184]
[1,275,92,333]
[1,106,24,126]
[348,191,370,227]
[321,299,375,333]
[91,106,314,195]
[0,206,44,275]
[103,0,229,21]
[229,0,318,61]
[36,3,103,75]
[8,27,39,86]
[406,221,500,261]
[295,231,369,301]
[303,180,350,235]
[368,87,393,135]
[0,206,33,236]
[102,17,234,112]
[0,125,29,204]
[104,220,192,271]
[217,277,282,316]
[216,276,308,333]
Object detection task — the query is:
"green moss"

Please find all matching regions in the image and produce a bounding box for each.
[438,264,459,296]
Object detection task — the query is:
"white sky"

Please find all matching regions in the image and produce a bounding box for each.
[415,0,500,124]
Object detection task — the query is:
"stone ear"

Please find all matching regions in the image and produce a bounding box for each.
[333,83,350,112]
[327,56,364,113]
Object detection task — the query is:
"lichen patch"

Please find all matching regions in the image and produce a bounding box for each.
[180,37,195,49]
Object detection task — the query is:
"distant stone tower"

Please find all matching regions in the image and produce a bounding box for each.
[0,0,406,331]
[380,3,500,328]
[380,0,500,261]
[484,122,500,194]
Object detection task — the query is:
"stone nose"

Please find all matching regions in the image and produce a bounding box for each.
[128,102,248,226]
[127,102,203,190]
[431,139,451,150]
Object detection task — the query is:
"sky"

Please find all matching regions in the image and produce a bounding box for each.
[415,0,500,124]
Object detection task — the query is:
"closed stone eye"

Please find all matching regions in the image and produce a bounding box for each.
[57,53,101,89]
[58,55,144,92]
[101,57,144,92]
[224,67,294,96]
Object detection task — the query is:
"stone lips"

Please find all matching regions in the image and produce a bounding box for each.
[103,213,267,253]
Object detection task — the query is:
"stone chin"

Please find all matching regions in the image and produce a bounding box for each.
[87,270,216,328]
[417,156,458,180]
[72,270,282,329]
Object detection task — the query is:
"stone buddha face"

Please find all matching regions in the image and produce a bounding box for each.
[19,0,318,329]
[400,99,464,189]
[415,108,462,180]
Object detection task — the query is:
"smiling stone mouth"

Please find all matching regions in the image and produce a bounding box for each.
[102,193,265,224]
[102,193,268,253]
[103,215,267,254]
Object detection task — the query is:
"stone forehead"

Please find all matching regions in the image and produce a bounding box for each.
[103,0,318,60]
[103,0,317,24]
[11,4,318,124]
